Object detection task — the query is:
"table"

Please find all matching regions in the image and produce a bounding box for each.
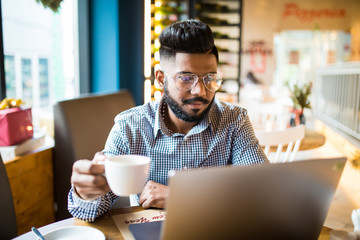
[299,129,326,151]
[15,206,332,240]
[266,128,326,152]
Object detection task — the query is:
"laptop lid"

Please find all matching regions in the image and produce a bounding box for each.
[161,157,346,240]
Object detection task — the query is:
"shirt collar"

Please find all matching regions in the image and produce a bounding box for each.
[154,100,163,137]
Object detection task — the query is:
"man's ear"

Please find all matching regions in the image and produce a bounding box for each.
[155,70,165,88]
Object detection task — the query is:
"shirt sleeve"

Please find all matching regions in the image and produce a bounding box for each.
[231,113,269,165]
[67,187,118,222]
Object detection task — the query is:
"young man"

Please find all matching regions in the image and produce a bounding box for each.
[68,19,268,222]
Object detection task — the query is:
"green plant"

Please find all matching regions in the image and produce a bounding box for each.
[35,0,63,13]
[287,82,312,111]
[351,154,360,169]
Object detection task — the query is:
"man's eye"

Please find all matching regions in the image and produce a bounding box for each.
[204,75,216,82]
[179,75,194,82]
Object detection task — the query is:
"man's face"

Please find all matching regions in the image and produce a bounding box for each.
[160,53,217,122]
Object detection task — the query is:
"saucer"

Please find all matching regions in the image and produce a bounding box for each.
[43,226,105,240]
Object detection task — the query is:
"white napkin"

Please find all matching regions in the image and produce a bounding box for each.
[330,209,360,240]
[351,209,360,233]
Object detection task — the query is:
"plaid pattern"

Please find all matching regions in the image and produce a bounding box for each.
[68,98,268,222]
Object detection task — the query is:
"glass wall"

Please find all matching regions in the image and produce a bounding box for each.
[1,0,79,135]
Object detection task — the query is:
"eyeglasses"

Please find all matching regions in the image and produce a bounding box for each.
[162,71,223,92]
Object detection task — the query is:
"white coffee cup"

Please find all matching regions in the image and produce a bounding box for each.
[104,155,150,196]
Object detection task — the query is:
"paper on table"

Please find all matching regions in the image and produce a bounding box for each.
[329,209,360,240]
[352,209,360,232]
[111,209,166,240]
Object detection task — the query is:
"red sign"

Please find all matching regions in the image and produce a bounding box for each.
[242,41,272,74]
[282,3,346,22]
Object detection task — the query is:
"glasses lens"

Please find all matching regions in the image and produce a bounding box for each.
[175,73,197,91]
[203,73,222,92]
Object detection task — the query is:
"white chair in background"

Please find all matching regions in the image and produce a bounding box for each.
[255,124,306,163]
[245,102,289,131]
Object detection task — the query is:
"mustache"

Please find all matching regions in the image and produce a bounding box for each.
[182,97,209,105]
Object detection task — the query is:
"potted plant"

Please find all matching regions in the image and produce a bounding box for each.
[287,82,312,127]
[35,0,63,12]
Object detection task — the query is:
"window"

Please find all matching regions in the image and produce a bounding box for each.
[4,55,15,97]
[21,58,33,106]
[39,58,50,107]
[1,0,79,136]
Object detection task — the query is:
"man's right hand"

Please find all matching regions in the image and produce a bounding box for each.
[71,152,110,201]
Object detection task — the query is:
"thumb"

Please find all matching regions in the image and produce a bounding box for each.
[93,152,106,165]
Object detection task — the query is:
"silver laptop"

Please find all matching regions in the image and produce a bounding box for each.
[129,157,346,240]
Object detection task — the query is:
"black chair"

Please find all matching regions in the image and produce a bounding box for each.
[53,90,135,220]
[0,155,17,238]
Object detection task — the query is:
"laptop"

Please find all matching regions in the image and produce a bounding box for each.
[129,157,346,240]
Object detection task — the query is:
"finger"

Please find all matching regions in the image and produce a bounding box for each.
[138,181,153,204]
[73,160,105,175]
[72,178,110,200]
[71,172,108,187]
[141,199,152,209]
[75,185,109,196]
[93,152,106,164]
[141,194,164,209]
[75,187,109,201]
[138,190,147,205]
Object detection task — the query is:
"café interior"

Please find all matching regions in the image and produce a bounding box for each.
[1,0,360,239]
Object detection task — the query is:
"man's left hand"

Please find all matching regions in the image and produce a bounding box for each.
[139,181,168,209]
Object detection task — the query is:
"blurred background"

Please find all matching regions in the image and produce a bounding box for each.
[1,0,359,140]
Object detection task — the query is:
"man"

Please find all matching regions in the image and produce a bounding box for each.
[68,19,268,222]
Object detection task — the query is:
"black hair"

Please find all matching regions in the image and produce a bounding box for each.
[159,19,219,63]
[246,71,262,85]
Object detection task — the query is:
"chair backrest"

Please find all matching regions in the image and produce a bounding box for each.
[243,102,288,131]
[53,90,135,220]
[0,155,17,238]
[255,124,305,163]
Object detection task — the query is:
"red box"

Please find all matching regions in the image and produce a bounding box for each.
[0,107,33,146]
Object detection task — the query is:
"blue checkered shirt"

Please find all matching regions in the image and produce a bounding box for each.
[68,98,268,222]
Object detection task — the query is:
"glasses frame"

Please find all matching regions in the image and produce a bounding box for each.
[162,71,223,92]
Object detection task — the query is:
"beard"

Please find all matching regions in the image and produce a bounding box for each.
[162,81,214,122]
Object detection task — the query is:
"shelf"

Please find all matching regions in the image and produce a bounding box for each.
[218,50,239,54]
[196,0,242,102]
[207,23,240,27]
[215,37,240,41]
[198,9,240,14]
[147,0,242,103]
[219,63,239,67]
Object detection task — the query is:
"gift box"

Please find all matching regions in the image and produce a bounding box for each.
[0,107,33,146]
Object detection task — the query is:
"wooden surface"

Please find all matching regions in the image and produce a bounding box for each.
[4,146,55,235]
[323,160,360,232]
[300,129,326,151]
[268,129,326,152]
[14,206,333,240]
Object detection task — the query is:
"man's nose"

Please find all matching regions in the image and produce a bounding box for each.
[190,78,207,95]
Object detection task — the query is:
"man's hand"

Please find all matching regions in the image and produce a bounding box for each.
[139,181,168,209]
[71,152,110,201]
